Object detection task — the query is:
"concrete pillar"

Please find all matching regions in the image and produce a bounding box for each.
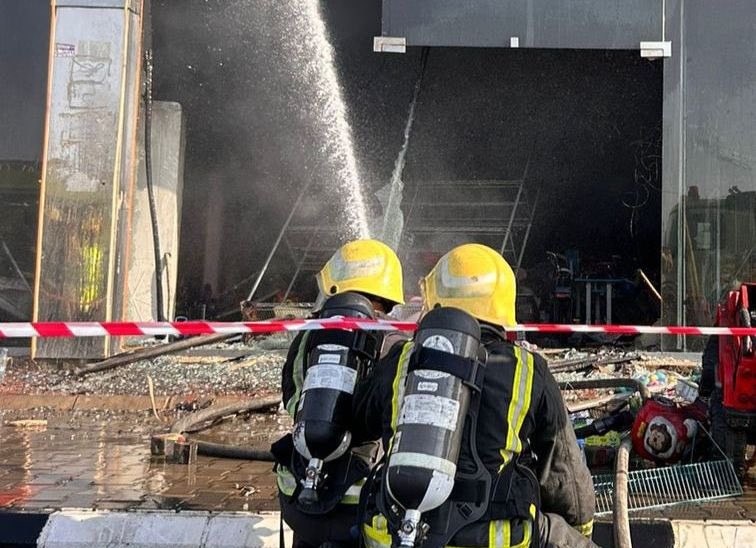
[33,0,144,358]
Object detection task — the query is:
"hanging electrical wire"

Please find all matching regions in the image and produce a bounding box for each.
[143,48,166,322]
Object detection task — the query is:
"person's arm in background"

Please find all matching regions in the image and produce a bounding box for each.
[530,358,596,538]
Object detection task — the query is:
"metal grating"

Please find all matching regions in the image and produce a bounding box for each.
[593,459,743,516]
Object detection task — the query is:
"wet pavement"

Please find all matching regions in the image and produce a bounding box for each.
[0,407,754,524]
[0,409,289,514]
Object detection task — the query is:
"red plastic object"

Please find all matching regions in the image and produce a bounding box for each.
[631,398,704,464]
[717,283,756,414]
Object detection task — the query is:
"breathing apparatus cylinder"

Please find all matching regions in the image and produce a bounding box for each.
[292,292,379,505]
[385,307,482,547]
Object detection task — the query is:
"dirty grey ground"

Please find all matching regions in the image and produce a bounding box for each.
[0,407,754,521]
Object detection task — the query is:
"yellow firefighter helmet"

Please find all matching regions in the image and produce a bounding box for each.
[317,239,404,306]
[422,243,517,327]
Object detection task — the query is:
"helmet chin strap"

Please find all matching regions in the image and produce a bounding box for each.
[312,290,327,315]
[479,322,507,339]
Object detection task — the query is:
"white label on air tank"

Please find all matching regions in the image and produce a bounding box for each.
[319,344,348,351]
[413,369,447,380]
[421,335,455,353]
[417,382,438,393]
[398,394,460,430]
[317,353,343,365]
[390,432,402,453]
[303,364,357,394]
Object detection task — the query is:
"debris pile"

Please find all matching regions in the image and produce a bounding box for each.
[0,336,289,397]
[551,348,700,412]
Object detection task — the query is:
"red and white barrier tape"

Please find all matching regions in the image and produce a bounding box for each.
[1,319,756,338]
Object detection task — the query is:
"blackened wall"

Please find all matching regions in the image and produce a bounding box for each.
[152,0,662,314]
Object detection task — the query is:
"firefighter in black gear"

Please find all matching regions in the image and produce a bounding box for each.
[353,244,597,548]
[273,239,406,548]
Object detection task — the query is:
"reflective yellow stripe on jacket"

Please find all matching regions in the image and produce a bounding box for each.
[575,520,594,538]
[386,342,414,454]
[286,332,310,416]
[276,465,298,496]
[499,347,534,471]
[364,514,537,548]
[489,504,536,548]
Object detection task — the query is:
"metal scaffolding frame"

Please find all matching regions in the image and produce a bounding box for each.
[249,161,539,301]
[245,182,347,302]
[399,161,538,271]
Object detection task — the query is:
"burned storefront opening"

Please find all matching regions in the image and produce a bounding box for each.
[149,2,664,340]
[393,47,664,340]
[4,0,752,353]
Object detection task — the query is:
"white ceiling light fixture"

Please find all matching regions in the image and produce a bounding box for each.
[373,36,407,54]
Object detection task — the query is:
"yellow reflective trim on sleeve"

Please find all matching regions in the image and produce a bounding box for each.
[511,520,532,548]
[489,519,511,548]
[286,332,310,416]
[512,349,534,454]
[275,465,297,496]
[340,478,365,505]
[575,520,594,538]
[499,348,535,471]
[386,342,414,455]
[363,515,392,548]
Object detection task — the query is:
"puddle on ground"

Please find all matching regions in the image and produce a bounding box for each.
[0,410,289,512]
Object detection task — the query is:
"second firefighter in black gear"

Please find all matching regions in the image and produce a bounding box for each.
[353,244,597,548]
[272,239,406,548]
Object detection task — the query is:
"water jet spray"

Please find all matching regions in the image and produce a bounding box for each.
[284,0,371,238]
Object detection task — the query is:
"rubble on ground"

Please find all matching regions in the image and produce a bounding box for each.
[0,336,700,406]
[0,335,292,397]
[550,347,700,409]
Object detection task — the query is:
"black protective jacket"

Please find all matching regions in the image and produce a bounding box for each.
[352,328,595,541]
